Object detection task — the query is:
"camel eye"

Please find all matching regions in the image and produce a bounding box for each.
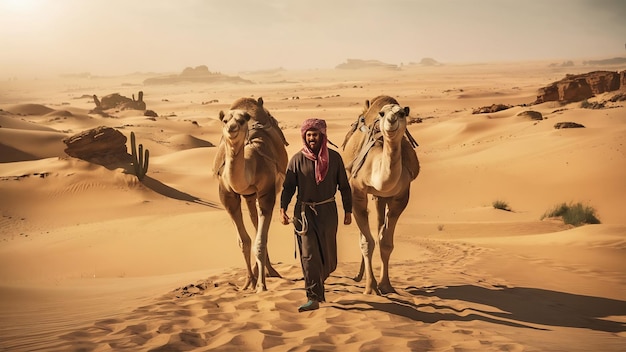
[235,112,251,125]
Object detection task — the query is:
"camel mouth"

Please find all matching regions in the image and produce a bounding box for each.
[386,125,399,133]
[224,126,238,136]
[224,121,246,138]
[382,118,403,134]
[226,131,240,139]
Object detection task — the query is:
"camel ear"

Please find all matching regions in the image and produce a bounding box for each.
[258,97,264,107]
[404,106,410,115]
[365,100,370,109]
[218,110,225,122]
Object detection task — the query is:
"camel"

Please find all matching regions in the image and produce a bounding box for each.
[341,95,420,295]
[213,97,289,293]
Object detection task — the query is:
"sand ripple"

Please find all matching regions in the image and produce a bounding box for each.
[45,231,625,351]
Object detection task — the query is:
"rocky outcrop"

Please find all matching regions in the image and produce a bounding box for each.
[335,59,399,70]
[582,57,626,66]
[609,92,626,102]
[472,104,513,114]
[517,110,543,120]
[63,126,131,165]
[417,57,442,66]
[92,91,146,112]
[181,65,211,77]
[144,110,158,117]
[534,71,625,104]
[143,66,253,85]
[554,122,585,129]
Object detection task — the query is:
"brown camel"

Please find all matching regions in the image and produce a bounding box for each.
[213,97,289,292]
[341,95,420,294]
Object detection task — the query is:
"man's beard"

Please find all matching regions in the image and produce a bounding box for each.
[308,141,319,153]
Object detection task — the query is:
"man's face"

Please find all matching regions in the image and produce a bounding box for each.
[305,129,322,153]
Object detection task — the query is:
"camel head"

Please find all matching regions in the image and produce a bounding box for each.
[378,104,410,140]
[219,109,251,150]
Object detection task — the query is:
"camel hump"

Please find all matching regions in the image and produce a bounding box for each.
[229,96,262,109]
[229,97,263,120]
[369,95,398,106]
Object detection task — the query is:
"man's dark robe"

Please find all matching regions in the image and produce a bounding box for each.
[280,149,352,302]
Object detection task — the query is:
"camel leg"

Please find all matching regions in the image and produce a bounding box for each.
[253,192,276,293]
[244,195,281,279]
[263,254,282,278]
[351,191,367,283]
[355,195,385,283]
[374,196,391,293]
[378,189,409,294]
[352,188,379,295]
[353,258,365,282]
[219,186,255,290]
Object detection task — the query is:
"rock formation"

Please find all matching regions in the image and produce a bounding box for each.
[516,110,543,120]
[472,104,513,114]
[582,57,626,66]
[417,57,442,66]
[554,122,585,129]
[335,59,399,70]
[144,110,158,117]
[63,126,131,165]
[534,71,626,104]
[91,91,146,115]
[143,66,253,85]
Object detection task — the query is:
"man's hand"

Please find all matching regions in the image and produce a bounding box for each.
[344,212,352,225]
[280,208,290,225]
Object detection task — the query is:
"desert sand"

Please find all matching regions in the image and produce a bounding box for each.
[1,60,625,351]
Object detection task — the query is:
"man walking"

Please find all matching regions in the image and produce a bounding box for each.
[280,118,352,312]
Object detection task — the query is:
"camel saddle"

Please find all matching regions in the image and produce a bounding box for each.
[342,115,419,178]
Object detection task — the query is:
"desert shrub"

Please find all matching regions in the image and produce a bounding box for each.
[541,202,600,226]
[492,200,511,211]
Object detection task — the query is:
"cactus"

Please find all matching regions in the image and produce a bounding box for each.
[93,94,101,108]
[130,131,149,181]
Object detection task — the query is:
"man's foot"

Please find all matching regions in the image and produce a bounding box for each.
[298,299,319,312]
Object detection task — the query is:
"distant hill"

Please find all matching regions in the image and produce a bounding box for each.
[582,57,626,66]
[144,65,253,85]
[238,67,287,75]
[416,57,442,66]
[335,59,399,70]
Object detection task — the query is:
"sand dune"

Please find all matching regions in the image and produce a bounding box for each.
[0,129,67,162]
[1,61,625,351]
[5,103,56,116]
[165,134,215,151]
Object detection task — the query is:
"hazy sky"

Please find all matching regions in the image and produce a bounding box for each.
[0,0,624,77]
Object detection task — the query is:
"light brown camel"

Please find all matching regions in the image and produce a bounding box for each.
[341,95,420,294]
[213,97,289,293]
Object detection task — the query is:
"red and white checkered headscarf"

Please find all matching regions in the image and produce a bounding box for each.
[300,118,329,184]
